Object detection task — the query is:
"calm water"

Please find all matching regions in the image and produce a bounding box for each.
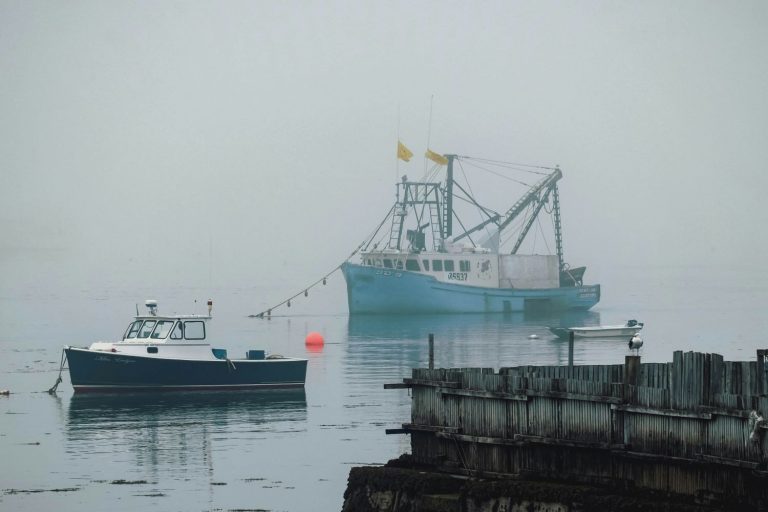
[1,264,767,511]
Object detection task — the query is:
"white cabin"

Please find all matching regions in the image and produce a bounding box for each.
[360,249,559,289]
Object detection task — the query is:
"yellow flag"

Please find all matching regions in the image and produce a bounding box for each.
[397,140,413,162]
[425,148,449,165]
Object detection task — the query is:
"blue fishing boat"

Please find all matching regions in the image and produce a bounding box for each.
[342,153,600,314]
[63,300,307,393]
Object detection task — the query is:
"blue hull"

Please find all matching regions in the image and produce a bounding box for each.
[341,262,600,314]
[65,348,307,393]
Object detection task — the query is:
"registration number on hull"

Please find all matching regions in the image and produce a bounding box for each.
[447,272,468,281]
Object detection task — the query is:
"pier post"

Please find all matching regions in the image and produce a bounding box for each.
[568,331,574,368]
[428,333,434,370]
[758,349,767,396]
[623,355,641,403]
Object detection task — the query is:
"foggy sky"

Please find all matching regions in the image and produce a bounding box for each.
[1,1,767,296]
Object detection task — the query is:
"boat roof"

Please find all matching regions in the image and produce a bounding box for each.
[132,315,212,321]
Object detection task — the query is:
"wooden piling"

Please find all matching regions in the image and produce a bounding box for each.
[387,350,768,507]
[428,333,434,370]
[568,331,574,368]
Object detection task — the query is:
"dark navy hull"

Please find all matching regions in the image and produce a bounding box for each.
[342,262,600,314]
[65,348,307,393]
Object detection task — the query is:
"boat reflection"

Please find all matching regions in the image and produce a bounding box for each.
[346,310,600,340]
[66,390,307,479]
[67,389,307,428]
[344,310,602,372]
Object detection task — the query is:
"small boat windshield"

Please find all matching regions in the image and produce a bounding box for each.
[123,319,206,341]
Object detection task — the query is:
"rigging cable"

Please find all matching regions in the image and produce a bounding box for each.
[457,159,494,243]
[458,159,531,187]
[458,156,556,173]
[250,207,395,319]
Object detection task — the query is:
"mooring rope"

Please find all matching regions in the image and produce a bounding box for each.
[250,219,389,319]
[47,349,67,394]
[249,263,344,319]
[452,436,474,477]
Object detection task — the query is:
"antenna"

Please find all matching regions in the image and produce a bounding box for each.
[425,94,434,175]
[396,103,401,183]
[208,232,213,289]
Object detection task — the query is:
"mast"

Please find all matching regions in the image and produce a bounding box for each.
[552,182,564,270]
[444,154,456,240]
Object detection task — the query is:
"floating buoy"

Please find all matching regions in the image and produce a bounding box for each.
[305,331,324,348]
[322,278,327,285]
[304,290,308,297]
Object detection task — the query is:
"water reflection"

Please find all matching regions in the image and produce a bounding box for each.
[66,390,307,481]
[344,311,602,372]
[346,310,600,340]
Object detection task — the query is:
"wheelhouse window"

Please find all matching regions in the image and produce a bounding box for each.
[395,260,404,270]
[383,259,393,268]
[405,259,419,271]
[137,320,157,338]
[170,322,184,340]
[459,260,471,272]
[432,259,443,271]
[183,321,206,340]
[124,320,142,339]
[150,320,175,339]
[444,260,455,271]
[423,260,430,271]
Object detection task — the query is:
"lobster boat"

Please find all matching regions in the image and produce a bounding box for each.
[63,300,307,393]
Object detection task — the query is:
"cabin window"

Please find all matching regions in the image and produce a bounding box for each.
[366,259,372,266]
[432,259,443,271]
[170,322,183,340]
[137,320,157,338]
[459,260,471,272]
[146,346,158,354]
[423,260,430,271]
[383,259,393,268]
[150,320,175,339]
[125,320,142,339]
[405,259,419,271]
[374,259,383,267]
[395,260,404,270]
[184,321,206,340]
[444,260,455,271]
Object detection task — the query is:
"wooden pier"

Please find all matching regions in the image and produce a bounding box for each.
[385,350,768,507]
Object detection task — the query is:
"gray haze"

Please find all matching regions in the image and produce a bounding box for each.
[2,1,767,302]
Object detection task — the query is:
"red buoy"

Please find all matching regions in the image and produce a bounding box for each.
[305,331,324,348]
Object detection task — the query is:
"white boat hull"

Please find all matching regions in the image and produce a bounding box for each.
[571,325,643,338]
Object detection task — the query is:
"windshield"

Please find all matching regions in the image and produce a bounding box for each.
[124,321,142,339]
[137,320,157,338]
[150,320,175,339]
